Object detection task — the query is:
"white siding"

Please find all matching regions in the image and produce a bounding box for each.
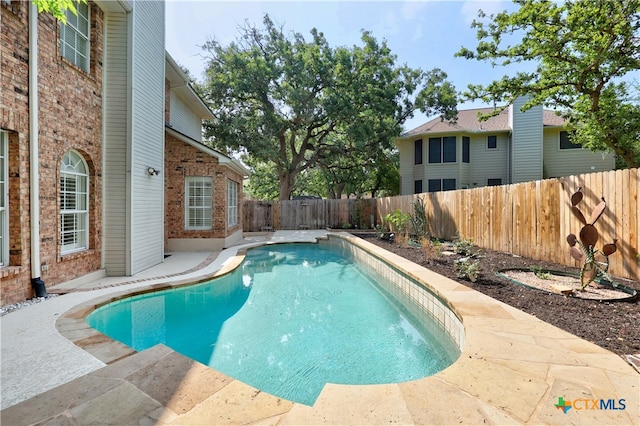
[102,11,129,275]
[469,133,509,187]
[129,0,165,274]
[397,139,413,195]
[424,165,458,186]
[542,128,615,178]
[510,96,543,183]
[169,91,203,141]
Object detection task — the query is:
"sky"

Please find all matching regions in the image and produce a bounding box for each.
[165,0,527,131]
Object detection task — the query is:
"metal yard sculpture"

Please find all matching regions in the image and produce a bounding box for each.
[566,188,618,290]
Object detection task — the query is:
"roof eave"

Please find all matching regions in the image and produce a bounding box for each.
[165,127,251,177]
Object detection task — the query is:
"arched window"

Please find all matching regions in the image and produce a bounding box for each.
[60,151,89,254]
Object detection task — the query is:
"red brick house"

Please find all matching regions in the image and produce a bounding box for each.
[164,55,249,252]
[0,1,247,305]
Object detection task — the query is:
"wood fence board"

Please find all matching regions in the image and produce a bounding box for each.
[610,170,623,276]
[632,169,640,280]
[558,177,570,266]
[619,170,630,278]
[527,181,537,259]
[548,179,561,262]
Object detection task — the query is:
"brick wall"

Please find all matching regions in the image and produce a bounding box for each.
[0,2,104,305]
[165,132,244,247]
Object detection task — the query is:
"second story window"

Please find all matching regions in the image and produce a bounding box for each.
[487,135,497,149]
[414,139,423,165]
[60,1,90,72]
[462,136,470,163]
[560,131,580,149]
[428,136,456,163]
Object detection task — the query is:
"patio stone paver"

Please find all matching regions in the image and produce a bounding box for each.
[436,356,550,422]
[70,381,163,426]
[281,383,413,425]
[399,377,521,425]
[126,350,233,415]
[173,379,294,425]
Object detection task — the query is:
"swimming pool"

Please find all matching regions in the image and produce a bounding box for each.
[87,242,461,405]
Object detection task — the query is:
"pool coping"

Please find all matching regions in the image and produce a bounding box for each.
[3,232,638,425]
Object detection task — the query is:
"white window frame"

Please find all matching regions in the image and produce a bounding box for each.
[60,150,89,254]
[185,177,213,230]
[0,132,8,266]
[228,179,238,227]
[60,1,90,72]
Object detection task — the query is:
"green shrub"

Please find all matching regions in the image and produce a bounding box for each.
[410,196,429,242]
[453,236,476,257]
[454,258,481,282]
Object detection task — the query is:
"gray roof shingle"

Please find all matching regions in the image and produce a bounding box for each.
[402,106,566,137]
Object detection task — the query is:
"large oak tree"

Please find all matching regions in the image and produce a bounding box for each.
[457,0,640,168]
[202,15,457,200]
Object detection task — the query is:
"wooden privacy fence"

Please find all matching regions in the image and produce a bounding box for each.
[243,168,639,281]
[243,198,376,232]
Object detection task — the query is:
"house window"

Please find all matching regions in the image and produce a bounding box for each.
[462,136,470,163]
[414,139,423,165]
[228,179,239,227]
[414,180,422,194]
[443,178,456,191]
[487,135,497,149]
[487,178,502,186]
[60,1,90,72]
[560,131,580,149]
[428,136,456,163]
[0,132,7,266]
[185,177,213,230]
[60,150,88,254]
[427,178,456,192]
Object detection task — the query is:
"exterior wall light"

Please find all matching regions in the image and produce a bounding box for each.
[147,167,161,176]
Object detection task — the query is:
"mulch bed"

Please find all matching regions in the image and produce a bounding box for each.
[355,233,640,358]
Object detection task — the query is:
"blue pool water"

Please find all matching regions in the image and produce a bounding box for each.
[87,243,459,405]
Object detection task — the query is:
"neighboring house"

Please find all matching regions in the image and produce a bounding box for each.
[396,96,615,195]
[0,1,247,306]
[164,55,249,252]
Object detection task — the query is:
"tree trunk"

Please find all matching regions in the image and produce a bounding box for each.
[333,183,345,200]
[279,172,295,200]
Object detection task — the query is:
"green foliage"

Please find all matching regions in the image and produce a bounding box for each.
[409,196,429,242]
[349,201,364,229]
[32,0,86,23]
[202,15,457,200]
[530,265,551,280]
[453,236,476,257]
[457,0,640,168]
[454,258,481,282]
[242,157,280,201]
[384,210,411,235]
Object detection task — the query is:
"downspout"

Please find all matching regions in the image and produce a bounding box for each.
[29,2,47,297]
